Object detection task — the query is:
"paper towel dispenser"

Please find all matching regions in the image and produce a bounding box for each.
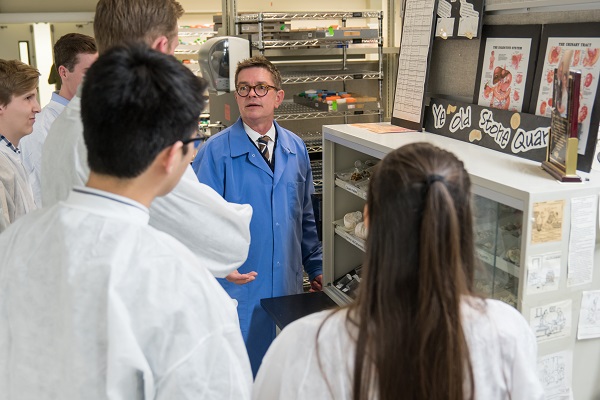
[198,36,250,92]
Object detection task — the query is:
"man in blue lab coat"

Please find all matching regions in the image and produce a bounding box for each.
[192,55,322,376]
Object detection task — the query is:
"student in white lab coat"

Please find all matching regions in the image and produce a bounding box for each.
[41,0,252,278]
[0,59,40,232]
[20,33,98,206]
[0,43,252,399]
[253,143,544,400]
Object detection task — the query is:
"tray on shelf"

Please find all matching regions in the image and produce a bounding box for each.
[333,219,366,252]
[334,178,368,200]
[475,247,520,278]
[333,265,363,299]
[240,23,291,33]
[274,101,382,121]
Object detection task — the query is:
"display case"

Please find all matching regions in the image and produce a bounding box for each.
[322,123,600,399]
[473,195,523,307]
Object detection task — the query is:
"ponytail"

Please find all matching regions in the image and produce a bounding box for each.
[418,176,474,399]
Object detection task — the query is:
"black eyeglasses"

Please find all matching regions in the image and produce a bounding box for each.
[182,133,209,146]
[235,84,280,97]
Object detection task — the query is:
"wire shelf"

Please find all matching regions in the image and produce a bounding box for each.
[237,11,381,22]
[274,102,382,121]
[281,69,382,84]
[253,39,378,49]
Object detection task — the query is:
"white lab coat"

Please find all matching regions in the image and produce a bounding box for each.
[41,93,252,277]
[0,144,36,233]
[20,92,68,206]
[253,299,545,400]
[0,188,253,400]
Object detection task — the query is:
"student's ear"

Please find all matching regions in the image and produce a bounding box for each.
[151,36,171,54]
[363,203,369,228]
[58,65,69,80]
[162,141,184,174]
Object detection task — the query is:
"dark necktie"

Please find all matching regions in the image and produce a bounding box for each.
[257,135,271,163]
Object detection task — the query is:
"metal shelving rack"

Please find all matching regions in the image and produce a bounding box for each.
[234,11,384,122]
[231,10,386,197]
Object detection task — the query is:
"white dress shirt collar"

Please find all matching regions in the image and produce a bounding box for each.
[243,122,276,162]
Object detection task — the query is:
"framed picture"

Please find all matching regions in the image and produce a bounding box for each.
[529,23,600,172]
[473,25,542,114]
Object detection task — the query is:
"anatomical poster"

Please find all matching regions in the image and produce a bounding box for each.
[533,36,600,156]
[529,23,600,172]
[473,25,541,114]
[477,38,532,112]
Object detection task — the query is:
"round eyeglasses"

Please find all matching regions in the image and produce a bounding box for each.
[235,84,280,97]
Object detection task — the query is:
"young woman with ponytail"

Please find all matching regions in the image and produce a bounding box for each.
[253,142,544,400]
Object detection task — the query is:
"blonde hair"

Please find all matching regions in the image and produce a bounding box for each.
[93,0,184,53]
[0,59,40,107]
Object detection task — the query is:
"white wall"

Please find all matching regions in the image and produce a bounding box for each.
[32,23,53,105]
[0,23,32,60]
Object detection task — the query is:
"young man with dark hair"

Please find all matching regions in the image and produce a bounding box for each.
[41,0,252,278]
[0,43,252,399]
[20,33,97,205]
[0,59,40,232]
[53,33,98,100]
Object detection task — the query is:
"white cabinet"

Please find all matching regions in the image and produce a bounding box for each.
[322,123,600,399]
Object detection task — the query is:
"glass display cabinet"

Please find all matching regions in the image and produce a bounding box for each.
[473,195,523,308]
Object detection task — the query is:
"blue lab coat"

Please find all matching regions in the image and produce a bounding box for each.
[192,118,323,375]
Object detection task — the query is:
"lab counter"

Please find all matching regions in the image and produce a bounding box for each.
[260,291,338,331]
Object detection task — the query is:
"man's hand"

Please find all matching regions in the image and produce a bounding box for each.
[309,274,323,292]
[226,270,258,285]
